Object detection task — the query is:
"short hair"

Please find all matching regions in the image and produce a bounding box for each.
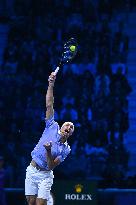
[62,121,74,131]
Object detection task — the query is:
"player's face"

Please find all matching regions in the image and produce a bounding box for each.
[60,122,74,142]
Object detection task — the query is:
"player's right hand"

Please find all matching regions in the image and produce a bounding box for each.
[48,72,56,86]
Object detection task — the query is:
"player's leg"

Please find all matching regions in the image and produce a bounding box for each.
[26,195,37,205]
[36,198,47,205]
[36,172,54,205]
[25,165,38,205]
[36,192,54,205]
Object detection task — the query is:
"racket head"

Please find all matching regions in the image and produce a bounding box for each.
[59,37,78,67]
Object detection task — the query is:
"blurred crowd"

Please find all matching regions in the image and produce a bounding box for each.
[0,0,134,191]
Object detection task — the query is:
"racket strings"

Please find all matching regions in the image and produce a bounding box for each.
[61,38,78,65]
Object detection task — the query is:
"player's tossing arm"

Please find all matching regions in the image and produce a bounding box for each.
[43,142,61,170]
[46,72,56,120]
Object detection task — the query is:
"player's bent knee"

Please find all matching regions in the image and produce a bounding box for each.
[26,195,36,205]
[36,198,47,205]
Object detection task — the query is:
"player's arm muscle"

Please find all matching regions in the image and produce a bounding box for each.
[46,74,56,119]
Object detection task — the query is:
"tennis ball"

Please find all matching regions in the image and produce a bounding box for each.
[70,45,76,52]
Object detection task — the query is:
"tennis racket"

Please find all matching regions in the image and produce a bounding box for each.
[54,37,78,75]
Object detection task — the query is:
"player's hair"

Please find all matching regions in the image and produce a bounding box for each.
[62,121,74,131]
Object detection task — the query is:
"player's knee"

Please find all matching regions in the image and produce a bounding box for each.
[26,196,36,205]
[37,198,47,205]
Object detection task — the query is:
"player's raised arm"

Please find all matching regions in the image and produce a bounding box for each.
[46,72,56,120]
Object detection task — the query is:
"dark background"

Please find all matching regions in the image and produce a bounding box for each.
[0,0,136,204]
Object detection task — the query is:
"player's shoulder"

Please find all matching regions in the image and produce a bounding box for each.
[45,115,59,128]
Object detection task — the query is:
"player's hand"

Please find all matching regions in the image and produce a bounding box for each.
[48,72,56,86]
[43,141,52,151]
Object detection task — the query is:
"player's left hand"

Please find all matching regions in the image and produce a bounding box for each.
[43,141,52,151]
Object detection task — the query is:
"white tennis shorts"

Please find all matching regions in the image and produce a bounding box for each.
[25,164,54,201]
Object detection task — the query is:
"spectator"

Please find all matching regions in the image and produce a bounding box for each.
[60,103,78,122]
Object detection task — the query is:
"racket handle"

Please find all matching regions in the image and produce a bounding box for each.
[54,67,60,75]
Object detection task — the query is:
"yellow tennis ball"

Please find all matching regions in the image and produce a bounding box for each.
[70,45,76,52]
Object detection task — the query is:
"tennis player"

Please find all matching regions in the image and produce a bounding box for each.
[25,72,74,205]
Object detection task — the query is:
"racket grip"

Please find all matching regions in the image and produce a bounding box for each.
[54,67,60,75]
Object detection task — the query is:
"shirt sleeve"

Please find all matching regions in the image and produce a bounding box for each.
[57,145,71,163]
[45,115,55,128]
